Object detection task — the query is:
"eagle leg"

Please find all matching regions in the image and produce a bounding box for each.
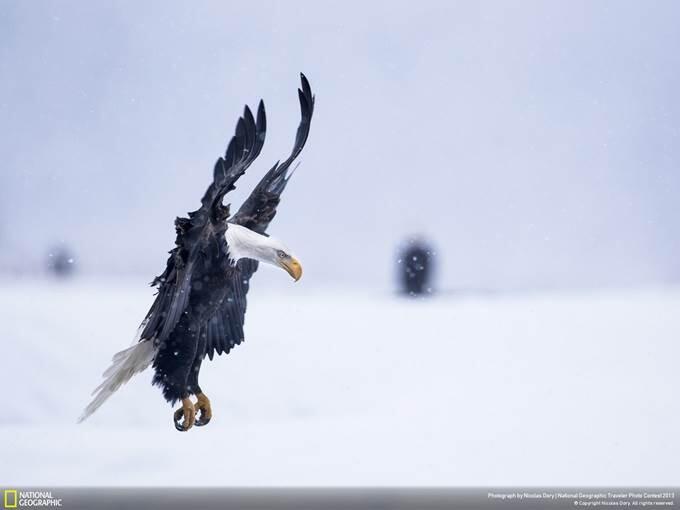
[173,397,196,432]
[194,392,212,427]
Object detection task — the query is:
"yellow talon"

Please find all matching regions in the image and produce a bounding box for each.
[173,397,196,431]
[194,393,212,427]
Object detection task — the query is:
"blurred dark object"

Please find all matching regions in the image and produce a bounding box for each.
[398,238,434,296]
[48,246,76,277]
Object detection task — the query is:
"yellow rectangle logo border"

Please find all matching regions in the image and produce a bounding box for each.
[3,489,17,509]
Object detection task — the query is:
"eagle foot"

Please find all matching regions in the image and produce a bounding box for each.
[173,397,196,432]
[194,393,212,427]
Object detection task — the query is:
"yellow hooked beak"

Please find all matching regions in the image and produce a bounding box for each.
[280,257,303,281]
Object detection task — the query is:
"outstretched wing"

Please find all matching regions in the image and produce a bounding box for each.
[140,101,267,347]
[201,258,256,359]
[203,73,315,360]
[232,73,315,234]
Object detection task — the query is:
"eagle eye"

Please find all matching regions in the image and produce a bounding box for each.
[277,250,286,259]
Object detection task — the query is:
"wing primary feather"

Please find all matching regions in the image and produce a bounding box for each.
[213,157,225,182]
[256,100,266,140]
[243,105,255,146]
[231,123,245,164]
[300,73,312,101]
[235,116,246,144]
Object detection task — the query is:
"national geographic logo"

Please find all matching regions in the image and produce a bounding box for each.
[3,490,62,508]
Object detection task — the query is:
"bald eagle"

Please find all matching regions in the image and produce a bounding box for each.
[79,74,314,431]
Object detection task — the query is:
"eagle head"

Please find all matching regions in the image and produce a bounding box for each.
[225,223,302,281]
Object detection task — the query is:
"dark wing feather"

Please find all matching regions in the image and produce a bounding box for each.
[206,259,257,359]
[232,73,315,234]
[139,101,267,347]
[203,258,257,360]
[203,74,315,360]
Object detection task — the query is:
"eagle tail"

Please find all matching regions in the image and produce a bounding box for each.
[77,340,156,423]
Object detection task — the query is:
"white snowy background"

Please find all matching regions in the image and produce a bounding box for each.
[1,279,679,485]
[1,0,680,486]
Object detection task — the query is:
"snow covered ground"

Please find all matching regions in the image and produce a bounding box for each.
[1,278,679,486]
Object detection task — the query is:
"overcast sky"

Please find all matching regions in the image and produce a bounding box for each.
[2,1,679,290]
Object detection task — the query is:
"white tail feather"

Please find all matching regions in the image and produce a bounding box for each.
[78,340,156,423]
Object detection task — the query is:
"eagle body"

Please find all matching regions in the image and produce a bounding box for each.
[151,255,233,404]
[80,75,314,430]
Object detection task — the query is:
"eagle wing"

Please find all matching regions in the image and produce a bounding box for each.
[139,101,267,348]
[202,73,315,360]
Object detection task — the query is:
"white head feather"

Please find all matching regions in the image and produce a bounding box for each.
[225,223,302,280]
